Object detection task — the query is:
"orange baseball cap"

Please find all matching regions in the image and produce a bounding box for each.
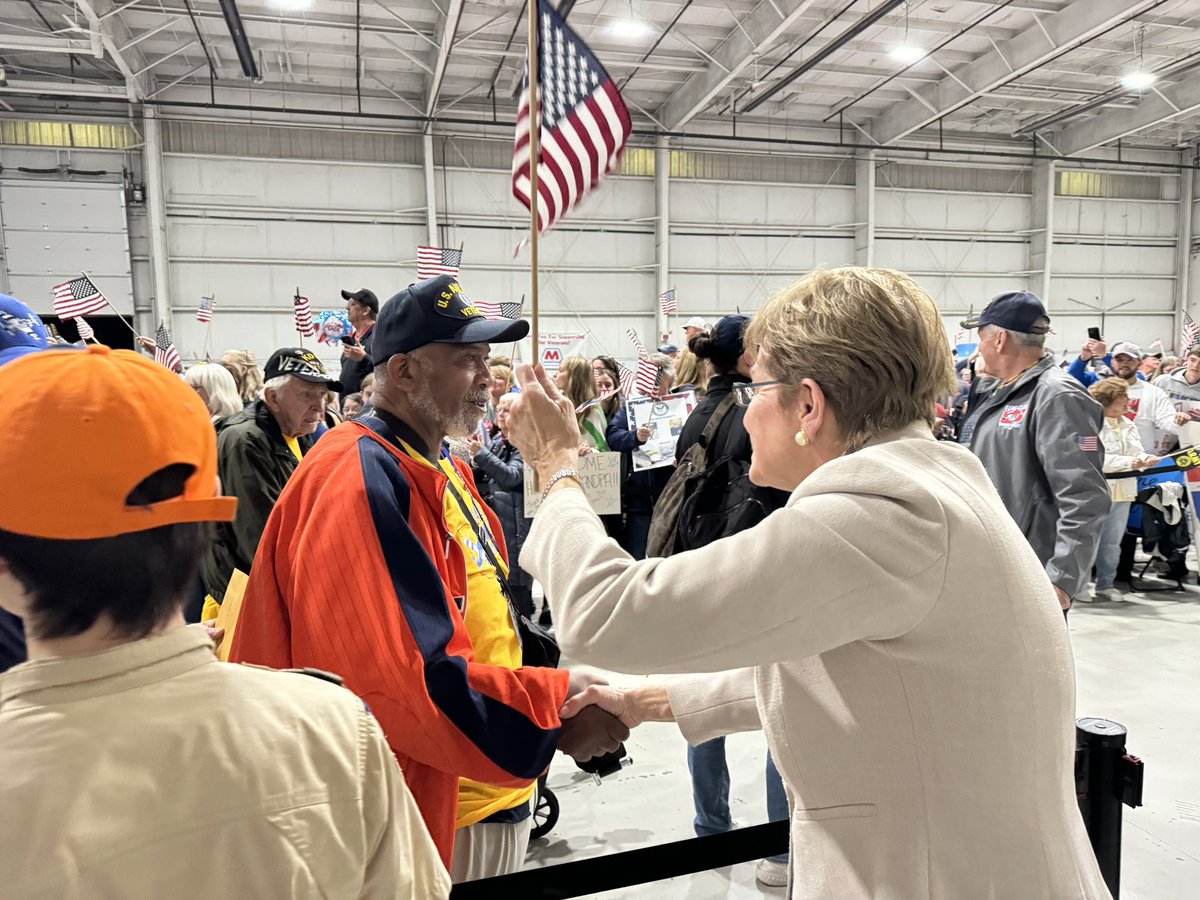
[0,345,237,539]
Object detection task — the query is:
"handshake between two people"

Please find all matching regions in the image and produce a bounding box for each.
[555,671,672,762]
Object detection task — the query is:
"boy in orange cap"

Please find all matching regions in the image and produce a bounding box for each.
[0,345,449,899]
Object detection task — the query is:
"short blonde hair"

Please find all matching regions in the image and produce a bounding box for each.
[490,364,514,390]
[672,349,708,394]
[1089,377,1129,409]
[220,350,264,403]
[744,267,956,451]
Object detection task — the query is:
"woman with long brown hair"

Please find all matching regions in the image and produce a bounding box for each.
[554,356,609,451]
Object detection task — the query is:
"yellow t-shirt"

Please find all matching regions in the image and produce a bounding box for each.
[283,434,303,462]
[398,443,535,829]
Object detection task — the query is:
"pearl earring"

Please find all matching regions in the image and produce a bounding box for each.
[795,429,810,447]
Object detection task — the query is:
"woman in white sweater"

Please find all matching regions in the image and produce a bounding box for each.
[1087,377,1162,601]
[506,267,1110,899]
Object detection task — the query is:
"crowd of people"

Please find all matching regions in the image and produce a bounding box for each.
[1,268,1172,898]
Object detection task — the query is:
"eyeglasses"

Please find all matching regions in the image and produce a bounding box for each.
[731,380,783,407]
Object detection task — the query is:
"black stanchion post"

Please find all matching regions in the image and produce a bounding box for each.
[1076,717,1144,900]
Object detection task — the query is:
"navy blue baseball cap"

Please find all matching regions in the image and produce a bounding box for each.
[372,276,529,362]
[708,314,750,368]
[960,291,1050,334]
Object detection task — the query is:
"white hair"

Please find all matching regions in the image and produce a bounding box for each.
[183,363,244,420]
[263,374,291,393]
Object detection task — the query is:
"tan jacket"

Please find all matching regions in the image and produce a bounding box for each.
[523,423,1111,899]
[0,625,450,900]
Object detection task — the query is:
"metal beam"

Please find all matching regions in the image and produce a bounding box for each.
[869,0,1161,145]
[658,0,821,130]
[853,151,875,266]
[425,0,463,117]
[655,135,670,341]
[74,0,151,101]
[1053,79,1200,156]
[0,79,128,98]
[0,35,97,55]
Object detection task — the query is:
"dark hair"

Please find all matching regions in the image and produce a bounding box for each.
[593,355,620,377]
[0,465,207,641]
[689,330,738,374]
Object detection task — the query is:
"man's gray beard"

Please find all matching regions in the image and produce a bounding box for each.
[410,379,485,439]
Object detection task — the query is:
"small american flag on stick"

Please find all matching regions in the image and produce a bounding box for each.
[511,0,632,237]
[635,357,661,398]
[75,317,95,341]
[618,363,636,398]
[293,291,317,337]
[154,321,181,372]
[474,300,524,320]
[52,273,108,319]
[659,289,677,315]
[417,246,463,279]
[626,328,647,358]
[1182,313,1200,352]
[196,295,214,324]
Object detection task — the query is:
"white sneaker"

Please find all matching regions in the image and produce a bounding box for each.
[1092,587,1122,602]
[755,858,788,888]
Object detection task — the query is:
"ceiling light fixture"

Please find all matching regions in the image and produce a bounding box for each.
[1120,70,1157,91]
[890,44,926,64]
[270,0,311,9]
[608,18,653,40]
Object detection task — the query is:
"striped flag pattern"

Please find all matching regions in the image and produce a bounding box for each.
[511,0,632,237]
[635,357,660,398]
[626,328,647,358]
[197,295,214,324]
[75,317,95,341]
[618,363,636,398]
[1077,435,1099,452]
[293,292,317,337]
[52,273,108,319]
[659,289,677,315]
[474,300,524,320]
[417,246,463,279]
[1182,313,1200,352]
[154,321,181,372]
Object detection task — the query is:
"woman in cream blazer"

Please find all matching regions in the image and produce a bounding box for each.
[507,268,1111,899]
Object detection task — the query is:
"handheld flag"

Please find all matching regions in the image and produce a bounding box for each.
[52,273,108,319]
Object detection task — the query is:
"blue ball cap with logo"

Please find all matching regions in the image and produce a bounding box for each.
[371,275,529,362]
[960,290,1050,334]
[0,293,51,367]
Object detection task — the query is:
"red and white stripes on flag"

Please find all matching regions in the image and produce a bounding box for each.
[634,357,661,398]
[417,246,463,280]
[474,300,524,320]
[294,292,317,337]
[626,328,647,358]
[618,363,636,398]
[154,321,181,372]
[659,289,677,315]
[511,0,632,237]
[196,296,214,324]
[52,273,108,319]
[75,317,95,341]
[1182,313,1200,352]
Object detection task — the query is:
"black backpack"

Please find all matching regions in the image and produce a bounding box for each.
[647,395,776,557]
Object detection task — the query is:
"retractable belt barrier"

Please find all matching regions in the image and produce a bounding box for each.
[449,819,789,899]
[451,719,1142,898]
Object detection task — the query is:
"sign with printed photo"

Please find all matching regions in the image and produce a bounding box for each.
[627,391,698,471]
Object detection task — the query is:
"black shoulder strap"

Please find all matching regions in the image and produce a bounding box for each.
[696,393,738,459]
[440,464,522,616]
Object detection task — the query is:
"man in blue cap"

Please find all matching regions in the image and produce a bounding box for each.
[958,291,1109,615]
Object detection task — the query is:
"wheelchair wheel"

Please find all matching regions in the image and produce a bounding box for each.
[530,779,559,839]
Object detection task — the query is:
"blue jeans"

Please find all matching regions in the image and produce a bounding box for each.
[688,741,789,863]
[622,512,652,560]
[1093,500,1131,590]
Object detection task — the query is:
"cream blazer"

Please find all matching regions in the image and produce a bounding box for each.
[523,422,1110,899]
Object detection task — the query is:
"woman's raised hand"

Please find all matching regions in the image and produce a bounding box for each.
[507,363,584,476]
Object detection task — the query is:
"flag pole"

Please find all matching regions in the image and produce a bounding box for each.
[81,270,139,337]
[295,287,304,348]
[526,0,541,363]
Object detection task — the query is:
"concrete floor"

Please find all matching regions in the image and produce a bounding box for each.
[524,585,1200,899]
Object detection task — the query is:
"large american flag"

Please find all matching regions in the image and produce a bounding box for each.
[512,0,632,236]
[196,295,214,324]
[293,292,317,337]
[1182,313,1200,352]
[635,357,661,398]
[417,246,463,279]
[659,289,677,315]
[52,273,108,319]
[154,321,181,371]
[474,300,524,321]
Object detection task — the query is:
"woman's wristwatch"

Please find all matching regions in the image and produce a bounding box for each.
[541,468,582,500]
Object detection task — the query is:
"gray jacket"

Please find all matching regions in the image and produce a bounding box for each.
[959,353,1109,600]
[472,435,533,590]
